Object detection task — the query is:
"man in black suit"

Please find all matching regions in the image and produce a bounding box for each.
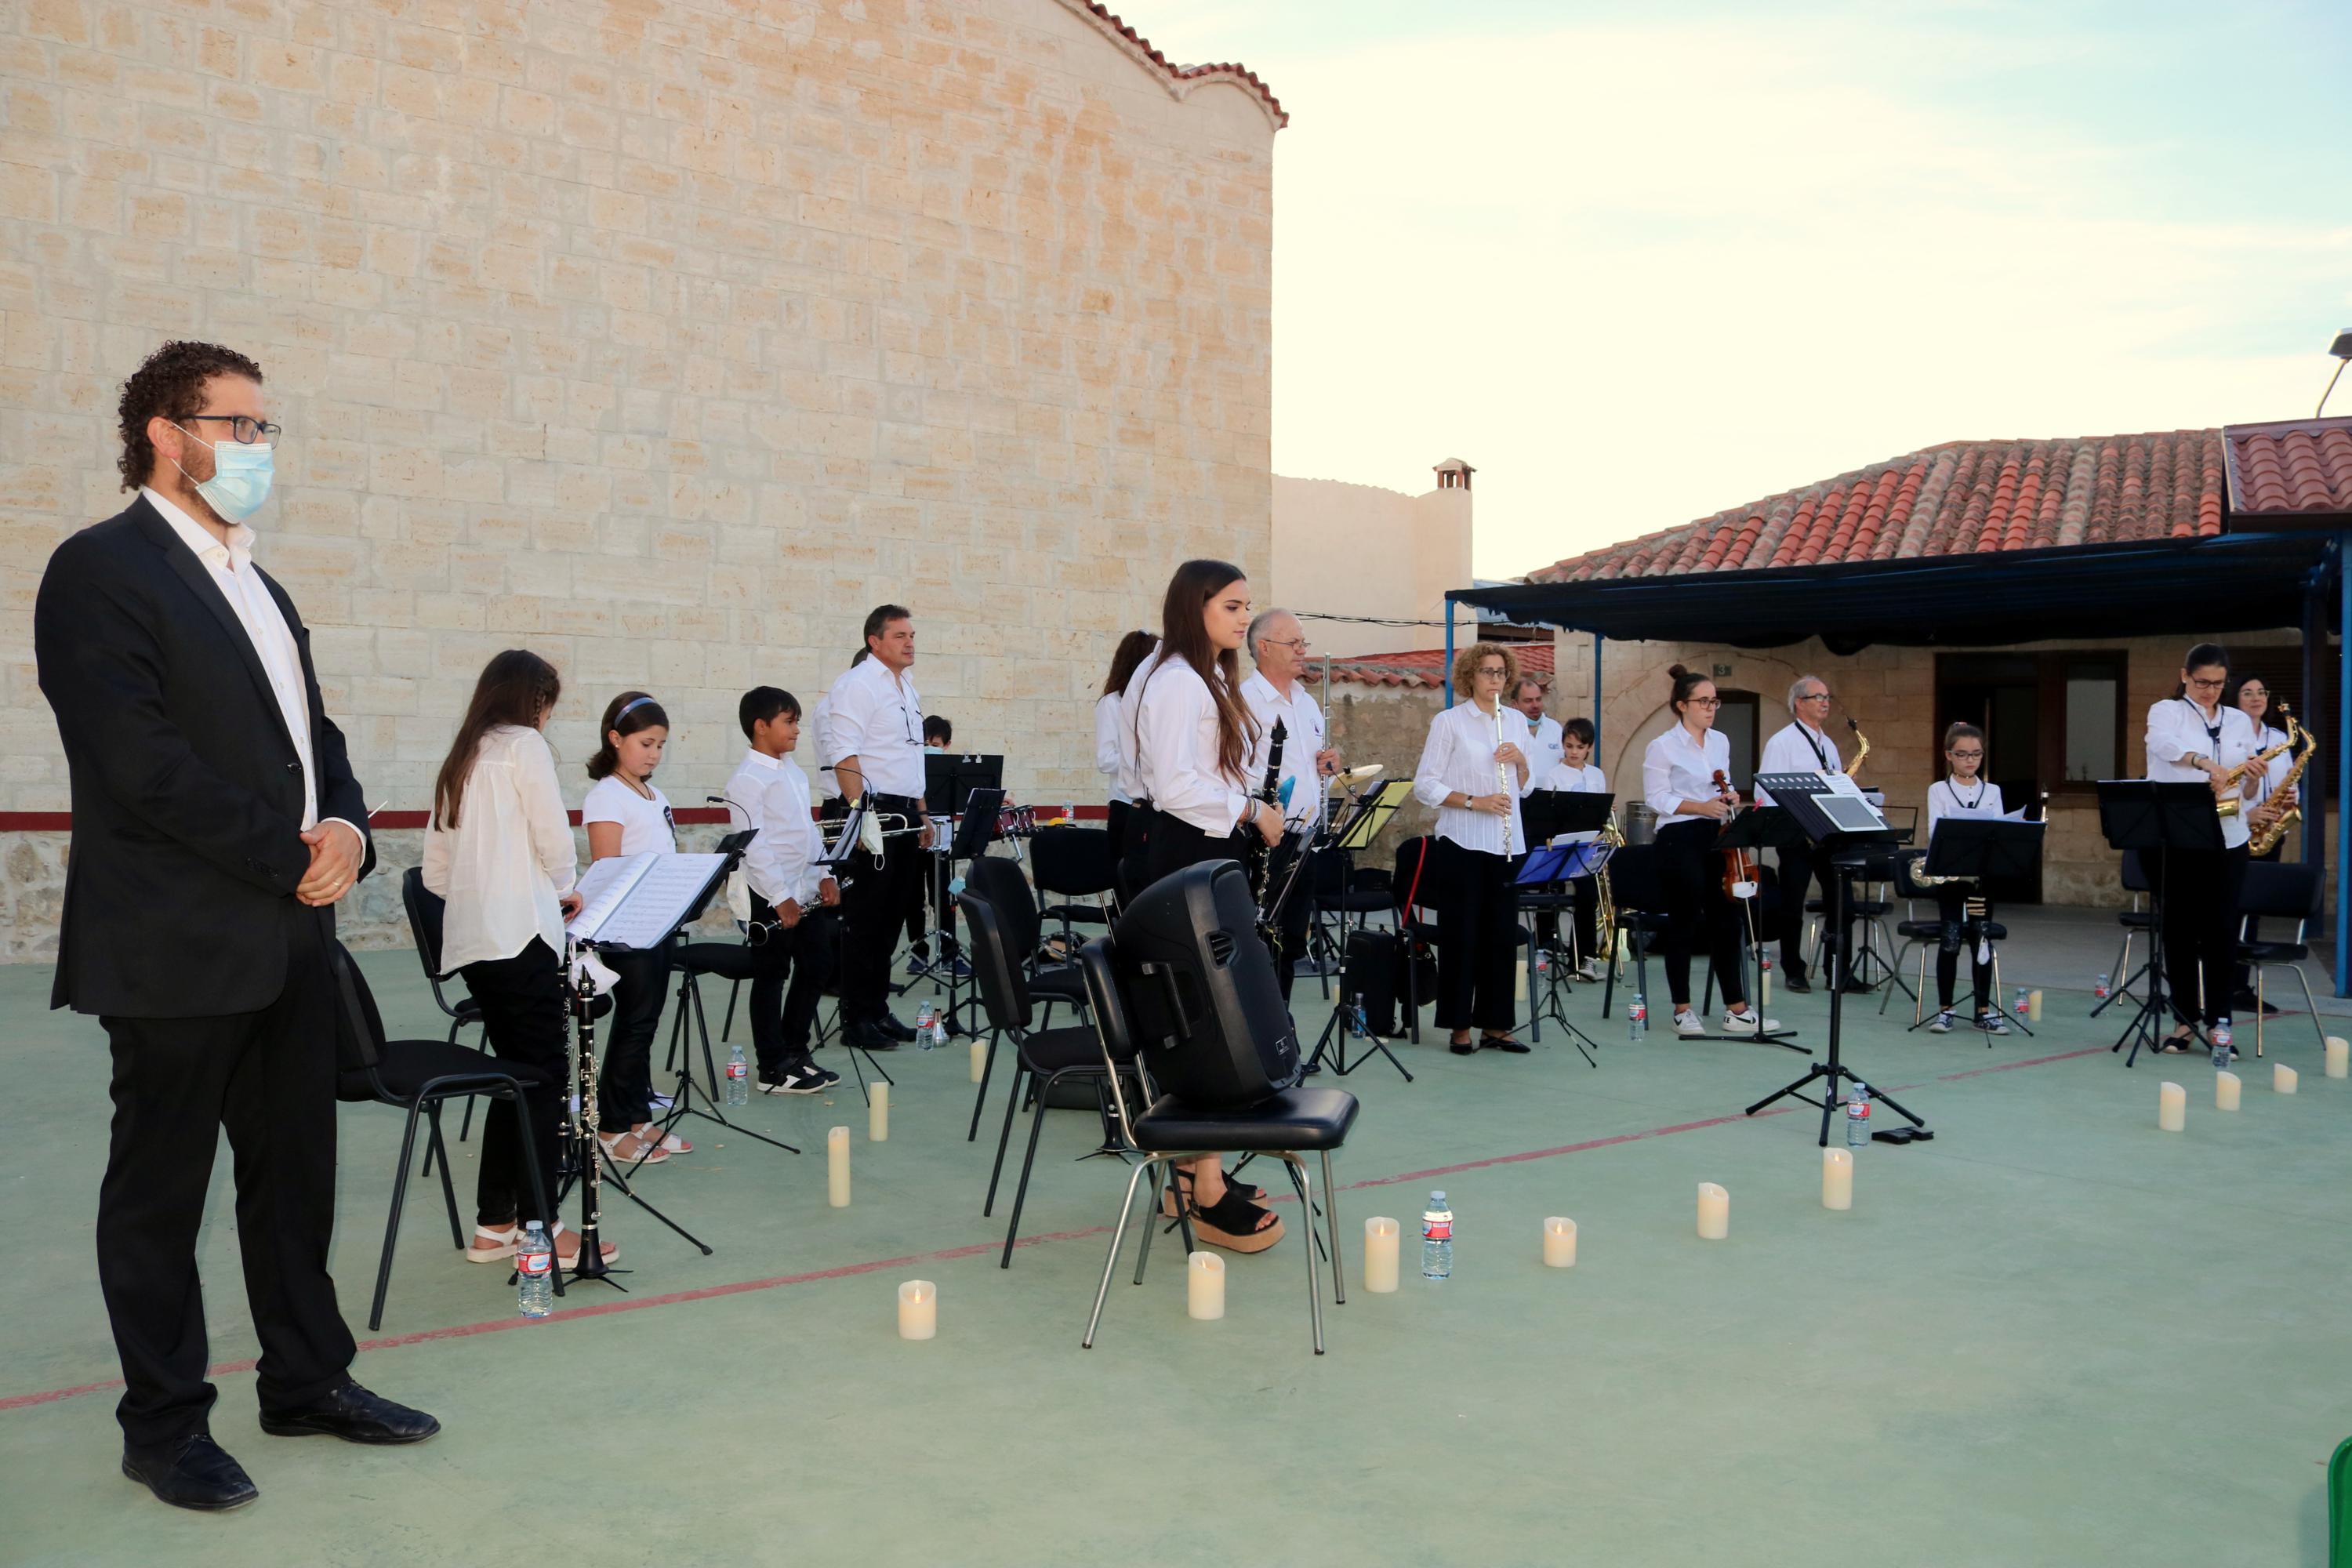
[35,341,438,1512]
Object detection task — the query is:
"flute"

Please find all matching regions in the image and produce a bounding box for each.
[1494,702,1512,855]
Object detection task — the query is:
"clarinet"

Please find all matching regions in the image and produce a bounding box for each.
[562,938,615,1281]
[1240,717,1288,898]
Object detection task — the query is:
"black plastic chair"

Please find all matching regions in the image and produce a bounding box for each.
[2094,849,2154,1015]
[1888,850,2008,1032]
[1029,826,1116,955]
[1598,841,1686,1020]
[401,868,485,1170]
[327,943,560,1331]
[963,854,1090,1027]
[1077,936,1359,1354]
[959,892,1129,1267]
[2236,859,2325,1058]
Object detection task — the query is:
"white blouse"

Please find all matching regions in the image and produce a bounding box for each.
[1134,657,1250,837]
[1093,691,1128,804]
[2249,721,2291,806]
[1412,699,1530,857]
[422,724,578,971]
[2143,697,2256,851]
[1116,648,1163,803]
[1642,724,1732,827]
[582,775,676,858]
[1925,776,2006,833]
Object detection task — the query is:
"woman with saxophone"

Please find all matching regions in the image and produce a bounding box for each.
[1922,721,2006,1036]
[2233,677,2299,862]
[2143,643,2261,1054]
[1410,642,1532,1054]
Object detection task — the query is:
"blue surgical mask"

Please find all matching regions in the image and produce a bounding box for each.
[172,426,274,521]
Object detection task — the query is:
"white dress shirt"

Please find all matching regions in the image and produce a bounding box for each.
[2144,696,2256,850]
[1538,760,1605,795]
[725,747,826,908]
[421,724,577,971]
[1240,670,1327,831]
[582,775,676,857]
[808,693,841,800]
[1134,657,1251,836]
[1413,699,1529,857]
[1518,713,1563,784]
[144,485,359,843]
[1753,720,1841,808]
[1926,776,2006,834]
[1093,691,1128,804]
[824,655,925,799]
[1116,648,1163,802]
[1643,724,1733,826]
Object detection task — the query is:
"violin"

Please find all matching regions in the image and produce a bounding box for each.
[1711,768,1758,897]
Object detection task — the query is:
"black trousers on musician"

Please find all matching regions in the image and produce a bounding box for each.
[2153,844,2249,1027]
[1933,885,1994,1013]
[1262,831,1315,1003]
[458,938,567,1231]
[2233,834,2284,998]
[1117,803,1159,906]
[746,909,837,1077]
[840,793,924,1025]
[1430,836,1520,1033]
[598,944,670,1131]
[1777,840,1833,982]
[96,919,357,1449]
[1145,811,1240,885]
[1657,820,1747,1010]
[1105,799,1133,872]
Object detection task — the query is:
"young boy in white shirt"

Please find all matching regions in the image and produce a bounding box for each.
[724,687,843,1094]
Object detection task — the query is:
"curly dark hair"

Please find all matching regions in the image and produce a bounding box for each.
[116,340,264,493]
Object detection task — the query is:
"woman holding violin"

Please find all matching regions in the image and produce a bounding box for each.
[1639,665,1777,1036]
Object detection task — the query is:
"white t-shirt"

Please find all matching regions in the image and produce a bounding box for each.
[583,775,677,857]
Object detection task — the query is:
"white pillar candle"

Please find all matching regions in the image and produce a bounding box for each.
[2027,989,2044,1022]
[1186,1251,1225,1319]
[2274,1063,2299,1095]
[1821,1147,1853,1210]
[970,1039,987,1083]
[1760,967,1772,1007]
[1697,1182,1729,1240]
[2158,1082,2186,1133]
[2214,1070,2241,1110]
[1363,1218,1400,1293]
[896,1279,936,1340]
[1515,958,1529,1001]
[868,1080,890,1142]
[1543,1216,1578,1267]
[2326,1036,2348,1079]
[827,1125,851,1206]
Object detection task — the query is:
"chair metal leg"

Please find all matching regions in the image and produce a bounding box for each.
[1134,1163,1166,1286]
[457,1094,475,1145]
[427,1105,463,1248]
[370,1104,428,1332]
[1085,1158,1157,1348]
[720,978,742,1044]
[1288,1154,1325,1354]
[1601,928,1617,1018]
[983,1064,1026,1217]
[967,1029,1000,1143]
[999,1069,1058,1269]
[2287,964,2327,1051]
[2255,967,2265,1058]
[1321,1150,1345,1306]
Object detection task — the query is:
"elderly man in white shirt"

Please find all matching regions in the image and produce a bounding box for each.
[1755,673,1843,993]
[1242,610,1342,1002]
[823,605,931,1051]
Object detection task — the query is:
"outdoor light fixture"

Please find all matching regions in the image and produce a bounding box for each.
[2319,329,2352,418]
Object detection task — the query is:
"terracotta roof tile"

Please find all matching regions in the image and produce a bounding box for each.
[1311,642,1555,691]
[1533,429,2234,583]
[2224,417,2352,517]
[1069,2,1288,129]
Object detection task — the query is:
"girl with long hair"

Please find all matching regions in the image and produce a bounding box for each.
[1096,628,1157,867]
[581,690,688,1163]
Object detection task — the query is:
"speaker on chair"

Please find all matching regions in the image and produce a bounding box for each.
[1112,861,1298,1109]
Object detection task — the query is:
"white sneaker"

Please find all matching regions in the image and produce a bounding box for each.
[1720,1009,1782,1035]
[1673,1010,1704,1036]
[1928,1011,1954,1034]
[1577,958,1606,982]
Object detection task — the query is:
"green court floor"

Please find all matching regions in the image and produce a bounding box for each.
[1,953,2343,1566]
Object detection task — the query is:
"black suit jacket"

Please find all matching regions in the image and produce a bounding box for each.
[34,494,376,1018]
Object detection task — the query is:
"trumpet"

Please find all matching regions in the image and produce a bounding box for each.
[2216,702,2299,819]
[829,797,930,862]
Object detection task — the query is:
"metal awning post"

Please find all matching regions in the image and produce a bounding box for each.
[1592,632,1603,750]
[1443,594,1459,707]
[2337,532,2350,995]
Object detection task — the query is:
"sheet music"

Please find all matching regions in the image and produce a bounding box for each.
[1936,800,2030,823]
[566,851,729,949]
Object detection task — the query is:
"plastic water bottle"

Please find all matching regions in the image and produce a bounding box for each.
[1421,1191,1454,1280]
[1846,1083,1871,1148]
[915,1002,938,1050]
[1349,993,1369,1037]
[725,1042,750,1105]
[2013,985,2030,1020]
[1534,947,1552,975]
[1062,800,1076,822]
[517,1221,554,1317]
[2210,1020,2233,1067]
[1629,989,1647,1042]
[2095,973,2110,1000]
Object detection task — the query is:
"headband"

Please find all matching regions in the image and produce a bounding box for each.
[616,695,658,720]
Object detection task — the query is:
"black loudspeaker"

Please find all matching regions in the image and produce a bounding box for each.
[1112,862,1298,1108]
[1341,927,1399,1039]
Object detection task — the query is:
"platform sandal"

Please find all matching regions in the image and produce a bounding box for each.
[1187,1188,1285,1254]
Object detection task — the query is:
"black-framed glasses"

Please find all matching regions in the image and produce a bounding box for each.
[1947,749,1984,760]
[1799,690,1834,702]
[184,415,282,444]
[2185,676,2227,692]
[1687,696,1722,708]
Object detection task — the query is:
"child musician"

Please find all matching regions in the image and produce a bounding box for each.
[1535,717,1608,980]
[581,691,689,1162]
[724,687,843,1095]
[1922,720,2006,1036]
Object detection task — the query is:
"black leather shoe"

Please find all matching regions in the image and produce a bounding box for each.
[260,1382,441,1446]
[1783,975,1813,994]
[876,1014,918,1042]
[844,1022,900,1052]
[122,1432,258,1512]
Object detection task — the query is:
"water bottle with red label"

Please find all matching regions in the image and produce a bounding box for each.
[517,1221,554,1317]
[1629,989,1647,1042]
[1421,1190,1454,1279]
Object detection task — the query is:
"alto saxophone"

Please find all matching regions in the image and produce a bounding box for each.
[1844,717,1870,778]
[2246,707,2310,856]
[2217,702,2300,819]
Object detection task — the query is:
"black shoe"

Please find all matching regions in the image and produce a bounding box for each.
[1784,975,1813,995]
[1448,1038,1476,1055]
[258,1381,441,1446]
[845,1022,901,1051]
[122,1432,257,1512]
[876,1014,918,1042]
[1482,1034,1532,1054]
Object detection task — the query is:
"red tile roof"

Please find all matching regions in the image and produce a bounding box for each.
[1070,2,1288,129]
[1530,429,2233,583]
[2223,417,2352,518]
[1311,642,1555,691]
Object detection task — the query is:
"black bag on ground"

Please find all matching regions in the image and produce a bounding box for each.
[1341,928,1400,1038]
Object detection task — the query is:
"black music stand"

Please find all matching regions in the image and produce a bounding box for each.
[1304,782,1420,1080]
[930,786,1005,1040]
[1908,817,2045,1037]
[1515,836,1606,1068]
[1710,804,1804,1049]
[2098,779,2221,1067]
[916,755,1001,1016]
[1744,775,1921,1146]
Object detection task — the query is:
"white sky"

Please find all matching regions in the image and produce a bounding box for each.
[1134,1,2352,579]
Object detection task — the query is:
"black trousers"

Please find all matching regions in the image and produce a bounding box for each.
[1430,836,1520,1032]
[840,793,923,1024]
[1933,886,1994,1012]
[746,909,837,1076]
[2153,844,2249,1026]
[459,938,566,1231]
[1657,820,1747,1009]
[598,945,670,1130]
[97,918,357,1449]
[1262,831,1314,1003]
[1776,840,1832,980]
[1105,800,1133,871]
[1145,811,1240,885]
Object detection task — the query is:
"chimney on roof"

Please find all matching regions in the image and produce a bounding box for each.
[1433,457,1474,492]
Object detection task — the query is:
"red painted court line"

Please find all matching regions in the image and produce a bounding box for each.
[0,1041,2114,1414]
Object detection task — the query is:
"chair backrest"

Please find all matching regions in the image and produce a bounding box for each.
[1309,844,1348,898]
[1606,841,1669,915]
[2119,849,2149,895]
[1077,937,1145,1137]
[964,854,1042,958]
[955,891,1031,1032]
[2238,858,2321,928]
[1031,826,1115,898]
[1392,836,1437,924]
[401,866,453,980]
[325,941,387,1094]
[1890,848,1940,902]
